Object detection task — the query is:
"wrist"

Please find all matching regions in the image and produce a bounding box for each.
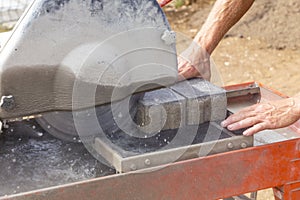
[193,36,213,55]
[292,94,300,116]
[193,33,214,55]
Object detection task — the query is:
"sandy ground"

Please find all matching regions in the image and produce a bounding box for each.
[164,0,300,199]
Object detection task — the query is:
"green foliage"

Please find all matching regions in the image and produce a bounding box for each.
[174,0,185,8]
[0,25,12,32]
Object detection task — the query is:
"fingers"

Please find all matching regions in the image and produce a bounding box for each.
[177,46,211,81]
[221,104,268,136]
[221,107,256,127]
[221,98,300,136]
[177,60,201,81]
[226,116,259,131]
[242,123,267,136]
[223,115,268,136]
[178,67,199,81]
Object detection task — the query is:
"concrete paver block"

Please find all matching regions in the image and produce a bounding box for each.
[170,79,207,125]
[189,79,227,122]
[136,78,227,132]
[136,88,186,134]
[171,78,227,124]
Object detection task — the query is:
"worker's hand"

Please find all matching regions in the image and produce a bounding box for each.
[221,97,300,136]
[177,42,211,81]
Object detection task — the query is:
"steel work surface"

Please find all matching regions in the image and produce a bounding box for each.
[0,81,248,196]
[93,121,253,173]
[0,128,116,196]
[0,119,253,195]
[0,82,299,200]
[0,82,248,196]
[1,138,299,200]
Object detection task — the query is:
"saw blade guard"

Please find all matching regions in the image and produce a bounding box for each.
[0,0,178,120]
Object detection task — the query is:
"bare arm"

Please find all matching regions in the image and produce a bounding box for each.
[178,0,255,80]
[221,93,300,136]
[195,0,255,54]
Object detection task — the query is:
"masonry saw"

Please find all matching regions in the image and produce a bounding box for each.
[0,0,180,142]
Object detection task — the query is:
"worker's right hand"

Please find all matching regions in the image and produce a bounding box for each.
[177,42,211,81]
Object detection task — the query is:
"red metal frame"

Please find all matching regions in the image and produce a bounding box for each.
[158,0,174,7]
[2,138,299,200]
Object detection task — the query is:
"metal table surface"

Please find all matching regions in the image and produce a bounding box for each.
[0,82,299,200]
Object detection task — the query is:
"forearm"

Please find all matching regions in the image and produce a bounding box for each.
[194,0,254,54]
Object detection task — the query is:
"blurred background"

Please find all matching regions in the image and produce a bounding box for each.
[0,0,32,30]
[164,0,300,97]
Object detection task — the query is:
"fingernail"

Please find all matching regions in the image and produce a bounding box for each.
[243,131,249,136]
[227,125,233,130]
[221,121,227,127]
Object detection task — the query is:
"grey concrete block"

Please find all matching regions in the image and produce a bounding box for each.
[171,78,227,124]
[170,79,207,125]
[136,88,186,134]
[189,79,227,122]
[136,78,227,133]
[209,93,227,122]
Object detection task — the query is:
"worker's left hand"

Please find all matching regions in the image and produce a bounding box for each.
[221,97,300,136]
[177,42,211,81]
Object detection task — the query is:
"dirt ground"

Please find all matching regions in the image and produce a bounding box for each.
[164,0,300,97]
[164,0,300,199]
